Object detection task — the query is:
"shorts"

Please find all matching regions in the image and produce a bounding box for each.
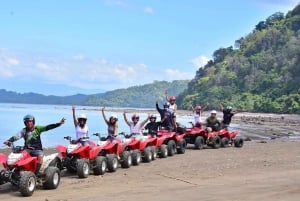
[26,149,44,157]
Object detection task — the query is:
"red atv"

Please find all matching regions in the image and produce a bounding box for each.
[56,136,107,178]
[184,122,207,150]
[216,129,244,148]
[205,129,244,149]
[121,132,159,164]
[0,144,61,197]
[157,127,187,156]
[93,133,132,172]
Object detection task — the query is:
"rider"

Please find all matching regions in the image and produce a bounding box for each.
[3,114,65,175]
[191,102,209,127]
[123,112,149,136]
[165,90,177,113]
[144,114,161,137]
[156,101,177,132]
[101,107,118,140]
[205,110,221,133]
[72,106,89,145]
[219,102,239,130]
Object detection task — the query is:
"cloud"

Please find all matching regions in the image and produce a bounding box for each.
[144,7,154,14]
[0,49,193,94]
[0,49,20,77]
[255,0,299,11]
[164,68,194,80]
[190,55,210,69]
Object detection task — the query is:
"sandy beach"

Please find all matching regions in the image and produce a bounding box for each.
[0,112,300,201]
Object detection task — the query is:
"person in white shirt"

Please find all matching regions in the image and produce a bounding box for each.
[72,106,89,145]
[191,102,209,127]
[123,112,149,136]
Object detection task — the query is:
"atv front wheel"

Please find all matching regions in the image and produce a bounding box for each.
[142,147,152,162]
[107,154,118,172]
[194,136,204,150]
[131,150,141,165]
[211,136,221,149]
[221,137,229,148]
[177,139,187,154]
[234,137,244,148]
[167,140,176,156]
[19,171,36,197]
[93,156,107,175]
[159,144,168,158]
[151,146,157,160]
[121,151,132,168]
[77,159,90,178]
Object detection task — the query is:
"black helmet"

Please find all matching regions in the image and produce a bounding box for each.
[163,101,170,108]
[23,114,35,125]
[150,114,157,120]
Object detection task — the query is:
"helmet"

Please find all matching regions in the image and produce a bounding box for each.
[169,96,176,102]
[77,114,87,120]
[23,114,35,125]
[163,101,170,108]
[150,114,157,120]
[109,114,118,121]
[195,105,202,110]
[131,113,139,120]
[210,110,217,114]
[226,106,232,111]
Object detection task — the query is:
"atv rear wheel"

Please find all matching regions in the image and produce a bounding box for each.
[131,150,141,165]
[167,140,176,156]
[93,156,107,175]
[221,137,229,148]
[19,171,36,197]
[142,147,152,162]
[43,166,60,189]
[107,154,118,172]
[77,159,90,178]
[194,136,204,150]
[159,144,168,158]
[121,151,132,168]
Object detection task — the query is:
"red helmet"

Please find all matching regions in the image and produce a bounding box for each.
[131,113,139,121]
[195,105,202,110]
[169,96,176,101]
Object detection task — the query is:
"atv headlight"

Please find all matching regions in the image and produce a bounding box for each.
[7,153,23,166]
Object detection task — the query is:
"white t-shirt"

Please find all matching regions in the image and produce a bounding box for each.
[129,122,143,134]
[75,125,88,140]
[194,112,202,124]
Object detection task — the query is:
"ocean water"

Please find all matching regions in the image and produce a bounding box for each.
[0,103,193,148]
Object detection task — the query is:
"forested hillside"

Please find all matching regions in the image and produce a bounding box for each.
[0,80,188,108]
[84,80,189,108]
[177,4,300,114]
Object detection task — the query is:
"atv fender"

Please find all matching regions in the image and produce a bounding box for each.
[40,153,61,172]
[0,153,8,169]
[16,157,38,172]
[56,145,67,158]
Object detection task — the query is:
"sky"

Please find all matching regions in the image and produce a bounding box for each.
[0,0,299,96]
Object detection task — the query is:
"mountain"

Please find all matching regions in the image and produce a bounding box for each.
[0,89,89,105]
[84,80,189,108]
[0,80,189,108]
[177,4,300,114]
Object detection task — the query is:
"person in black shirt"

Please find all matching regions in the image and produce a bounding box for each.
[144,114,161,137]
[219,102,239,130]
[156,101,176,131]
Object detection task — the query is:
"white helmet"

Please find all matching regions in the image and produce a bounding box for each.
[210,110,217,114]
[78,114,87,120]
